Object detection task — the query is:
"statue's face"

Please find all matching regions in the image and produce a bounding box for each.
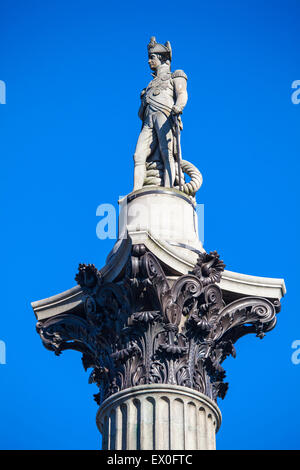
[148,53,161,71]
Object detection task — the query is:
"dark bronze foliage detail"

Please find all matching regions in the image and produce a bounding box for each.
[36,247,280,404]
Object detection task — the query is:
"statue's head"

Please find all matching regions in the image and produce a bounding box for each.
[147,36,172,71]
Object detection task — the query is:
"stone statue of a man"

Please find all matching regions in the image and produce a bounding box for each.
[133,37,188,191]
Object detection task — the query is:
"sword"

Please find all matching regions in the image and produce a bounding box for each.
[147,96,183,191]
[172,113,183,192]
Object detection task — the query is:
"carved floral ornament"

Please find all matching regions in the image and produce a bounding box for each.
[36,245,280,405]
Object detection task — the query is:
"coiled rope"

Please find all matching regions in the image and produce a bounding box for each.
[144,159,203,197]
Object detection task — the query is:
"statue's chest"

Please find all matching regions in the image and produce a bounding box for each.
[145,73,173,97]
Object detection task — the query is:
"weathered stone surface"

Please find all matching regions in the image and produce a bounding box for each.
[120,187,203,252]
[35,247,280,408]
[31,232,285,324]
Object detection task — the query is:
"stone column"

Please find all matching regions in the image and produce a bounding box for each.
[31,35,286,451]
[97,384,221,450]
[33,244,282,451]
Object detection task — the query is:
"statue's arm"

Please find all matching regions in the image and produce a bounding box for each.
[172,71,188,114]
[138,88,147,121]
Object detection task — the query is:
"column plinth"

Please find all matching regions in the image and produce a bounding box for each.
[96,384,221,450]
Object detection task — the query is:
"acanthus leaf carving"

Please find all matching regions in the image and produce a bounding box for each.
[36,246,280,405]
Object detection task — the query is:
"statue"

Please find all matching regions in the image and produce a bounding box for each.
[133,37,188,191]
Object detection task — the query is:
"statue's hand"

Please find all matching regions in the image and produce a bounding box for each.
[171,105,182,115]
[140,89,146,100]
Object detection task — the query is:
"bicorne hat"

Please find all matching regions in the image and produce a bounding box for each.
[147,36,172,61]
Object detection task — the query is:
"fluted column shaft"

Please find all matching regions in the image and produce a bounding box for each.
[96,384,221,450]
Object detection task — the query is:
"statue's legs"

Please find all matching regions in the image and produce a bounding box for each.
[133,111,175,190]
[153,113,175,188]
[133,125,157,191]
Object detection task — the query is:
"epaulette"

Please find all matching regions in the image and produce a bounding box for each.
[171,69,187,80]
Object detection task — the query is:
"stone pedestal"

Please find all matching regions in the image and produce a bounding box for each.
[119,187,203,253]
[97,384,221,450]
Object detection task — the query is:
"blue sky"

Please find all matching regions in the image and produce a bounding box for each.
[0,0,299,449]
